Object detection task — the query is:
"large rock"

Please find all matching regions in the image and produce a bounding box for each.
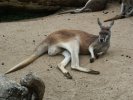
[0,75,28,100]
[0,0,88,12]
[0,73,45,100]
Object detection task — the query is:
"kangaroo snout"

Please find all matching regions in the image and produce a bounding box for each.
[100,38,104,43]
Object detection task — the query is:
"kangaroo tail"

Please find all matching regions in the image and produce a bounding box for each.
[58,10,76,15]
[5,54,39,74]
[104,15,125,22]
[5,42,48,74]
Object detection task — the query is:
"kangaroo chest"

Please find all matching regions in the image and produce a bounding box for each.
[93,41,110,54]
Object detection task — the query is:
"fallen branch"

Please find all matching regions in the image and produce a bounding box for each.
[104,14,125,22]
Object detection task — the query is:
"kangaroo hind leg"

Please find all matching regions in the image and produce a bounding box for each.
[58,50,72,79]
[65,40,100,75]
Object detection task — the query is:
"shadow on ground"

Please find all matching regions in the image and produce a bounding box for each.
[0,9,56,22]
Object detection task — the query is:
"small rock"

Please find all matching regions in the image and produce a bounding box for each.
[112,11,114,13]
[3,35,5,37]
[121,54,124,56]
[1,62,4,65]
[126,55,129,57]
[33,40,35,43]
[103,11,108,14]
[48,64,53,68]
[58,85,61,87]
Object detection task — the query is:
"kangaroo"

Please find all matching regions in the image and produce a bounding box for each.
[58,0,108,14]
[5,19,114,79]
[104,0,133,22]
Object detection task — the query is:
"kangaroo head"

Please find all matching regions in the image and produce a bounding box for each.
[97,18,114,43]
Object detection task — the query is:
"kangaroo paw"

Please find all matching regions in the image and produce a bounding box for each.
[90,58,95,63]
[88,69,100,75]
[64,72,73,79]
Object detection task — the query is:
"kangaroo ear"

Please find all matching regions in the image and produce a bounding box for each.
[109,20,114,28]
[97,18,102,28]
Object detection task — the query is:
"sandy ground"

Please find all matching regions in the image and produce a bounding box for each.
[0,2,133,100]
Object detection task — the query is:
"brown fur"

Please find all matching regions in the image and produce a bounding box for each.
[46,30,98,54]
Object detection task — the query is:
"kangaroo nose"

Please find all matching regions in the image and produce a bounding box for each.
[100,39,104,43]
